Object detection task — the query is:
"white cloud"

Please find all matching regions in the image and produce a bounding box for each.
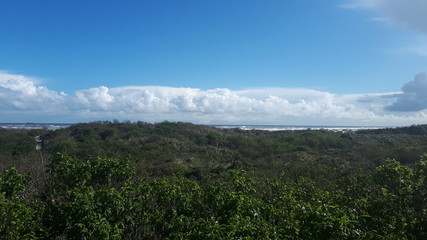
[76,86,115,110]
[385,72,427,111]
[0,71,65,112]
[1,71,427,126]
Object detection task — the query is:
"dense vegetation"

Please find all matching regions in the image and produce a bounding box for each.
[1,121,427,239]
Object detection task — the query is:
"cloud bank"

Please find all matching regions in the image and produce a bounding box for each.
[386,73,427,112]
[1,71,427,126]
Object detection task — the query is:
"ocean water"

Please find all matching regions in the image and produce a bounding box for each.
[212,125,385,132]
[0,123,385,132]
[0,123,72,130]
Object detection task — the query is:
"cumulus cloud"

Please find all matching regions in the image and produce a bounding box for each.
[0,71,65,111]
[344,0,427,33]
[76,86,115,110]
[1,71,427,126]
[385,72,427,111]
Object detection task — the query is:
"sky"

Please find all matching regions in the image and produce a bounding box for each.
[1,0,427,126]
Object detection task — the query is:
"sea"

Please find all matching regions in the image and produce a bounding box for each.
[0,123,72,130]
[212,125,384,132]
[0,123,386,132]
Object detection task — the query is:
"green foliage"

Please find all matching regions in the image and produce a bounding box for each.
[48,153,134,190]
[0,168,38,240]
[46,139,78,156]
[374,159,414,196]
[2,122,427,239]
[43,186,125,240]
[0,129,36,167]
[0,193,38,240]
[0,167,30,198]
[43,154,134,239]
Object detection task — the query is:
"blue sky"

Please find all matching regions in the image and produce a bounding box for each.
[1,0,427,125]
